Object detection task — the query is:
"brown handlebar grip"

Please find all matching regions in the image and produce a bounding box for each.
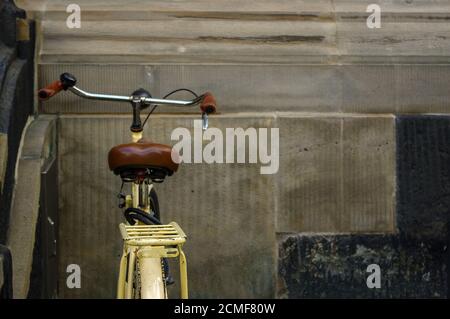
[38,80,64,101]
[200,92,217,114]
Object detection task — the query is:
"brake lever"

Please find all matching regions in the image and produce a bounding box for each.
[202,112,208,131]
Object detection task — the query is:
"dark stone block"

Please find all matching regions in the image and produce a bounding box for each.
[396,115,450,241]
[278,234,447,298]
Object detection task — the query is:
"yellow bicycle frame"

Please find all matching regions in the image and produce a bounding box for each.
[116,131,188,299]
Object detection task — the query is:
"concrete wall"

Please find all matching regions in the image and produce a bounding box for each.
[38,64,450,114]
[56,113,396,298]
[17,0,450,65]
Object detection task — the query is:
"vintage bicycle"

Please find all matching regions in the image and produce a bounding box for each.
[38,73,217,299]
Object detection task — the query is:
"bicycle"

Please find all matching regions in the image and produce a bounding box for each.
[38,73,217,299]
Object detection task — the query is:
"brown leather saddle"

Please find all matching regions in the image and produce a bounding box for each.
[108,139,179,181]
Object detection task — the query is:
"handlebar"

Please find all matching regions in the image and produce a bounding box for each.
[37,80,64,100]
[38,73,217,114]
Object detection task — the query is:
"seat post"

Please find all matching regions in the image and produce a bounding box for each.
[131,131,143,143]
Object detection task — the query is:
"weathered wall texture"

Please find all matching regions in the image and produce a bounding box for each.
[396,116,450,243]
[17,0,450,114]
[277,114,395,233]
[38,64,450,114]
[57,113,397,298]
[278,233,447,298]
[278,115,450,298]
[18,0,450,64]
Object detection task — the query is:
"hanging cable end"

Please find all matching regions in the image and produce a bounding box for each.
[202,112,209,131]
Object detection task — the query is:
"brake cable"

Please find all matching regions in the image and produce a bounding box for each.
[141,88,199,128]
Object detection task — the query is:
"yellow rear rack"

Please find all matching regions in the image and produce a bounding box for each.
[119,222,186,246]
[117,222,188,299]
